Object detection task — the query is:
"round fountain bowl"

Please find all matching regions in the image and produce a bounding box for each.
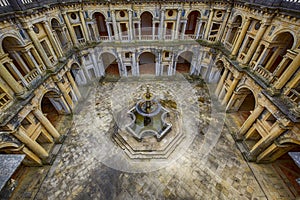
[135,99,162,117]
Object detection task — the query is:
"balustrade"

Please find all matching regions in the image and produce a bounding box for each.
[287,89,300,105]
[0,92,10,108]
[24,69,40,84]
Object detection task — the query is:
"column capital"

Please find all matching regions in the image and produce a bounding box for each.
[41,20,49,26]
[23,23,34,30]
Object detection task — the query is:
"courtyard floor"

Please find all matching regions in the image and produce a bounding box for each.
[10,75,298,200]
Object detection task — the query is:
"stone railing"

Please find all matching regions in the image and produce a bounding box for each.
[254,65,277,84]
[99,36,110,41]
[24,69,40,84]
[0,92,11,109]
[0,0,299,13]
[287,89,300,105]
[236,0,300,11]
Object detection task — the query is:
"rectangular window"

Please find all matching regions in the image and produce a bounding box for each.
[0,87,11,109]
[243,38,254,54]
[21,117,32,130]
[265,113,276,128]
[41,40,52,57]
[182,10,185,17]
[165,52,169,58]
[210,23,220,36]
[120,23,127,32]
[74,25,84,39]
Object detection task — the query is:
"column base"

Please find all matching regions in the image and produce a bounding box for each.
[15,91,31,100]
[265,87,281,96]
[55,133,67,144]
[242,151,257,162]
[233,133,244,141]
[58,57,66,62]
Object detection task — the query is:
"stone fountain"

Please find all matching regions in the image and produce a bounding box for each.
[126,86,172,141]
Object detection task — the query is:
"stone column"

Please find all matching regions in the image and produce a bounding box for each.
[7,61,28,87]
[66,71,81,99]
[237,104,264,139]
[106,22,112,40]
[10,51,30,73]
[0,63,24,95]
[195,19,202,39]
[231,18,251,56]
[132,52,137,76]
[56,80,73,109]
[79,11,89,41]
[22,51,42,74]
[180,22,187,39]
[248,125,287,160]
[128,9,133,40]
[14,128,48,159]
[152,21,156,40]
[243,22,268,64]
[215,68,229,96]
[275,52,300,90]
[26,25,53,68]
[221,77,239,105]
[138,22,141,40]
[222,26,230,44]
[253,47,270,70]
[175,8,182,39]
[91,50,101,77]
[117,23,121,40]
[159,9,165,40]
[273,56,289,77]
[265,48,281,70]
[33,107,61,140]
[218,9,231,41]
[62,12,78,46]
[156,51,162,76]
[111,10,119,40]
[42,21,64,58]
[204,9,214,39]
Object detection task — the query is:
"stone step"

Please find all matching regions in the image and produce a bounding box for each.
[113,128,185,159]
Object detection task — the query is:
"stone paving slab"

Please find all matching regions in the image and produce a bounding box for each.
[10,78,297,200]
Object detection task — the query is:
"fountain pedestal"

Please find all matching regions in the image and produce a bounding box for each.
[112,85,184,159]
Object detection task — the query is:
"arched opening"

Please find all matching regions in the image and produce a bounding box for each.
[41,91,66,127]
[213,60,225,83]
[51,18,67,49]
[230,87,256,127]
[101,52,120,76]
[141,12,153,35]
[93,12,108,37]
[185,11,200,35]
[2,36,37,86]
[71,63,84,85]
[176,51,193,73]
[139,52,156,75]
[266,32,294,75]
[227,15,242,45]
[273,146,300,197]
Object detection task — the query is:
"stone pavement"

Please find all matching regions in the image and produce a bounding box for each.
[11,77,297,200]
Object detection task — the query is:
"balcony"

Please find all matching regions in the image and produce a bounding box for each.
[287,89,300,106]
[0,93,11,109]
[24,69,40,84]
[253,65,277,84]
[0,0,299,14]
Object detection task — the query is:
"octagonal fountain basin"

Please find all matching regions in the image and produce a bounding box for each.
[126,106,172,141]
[125,86,172,141]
